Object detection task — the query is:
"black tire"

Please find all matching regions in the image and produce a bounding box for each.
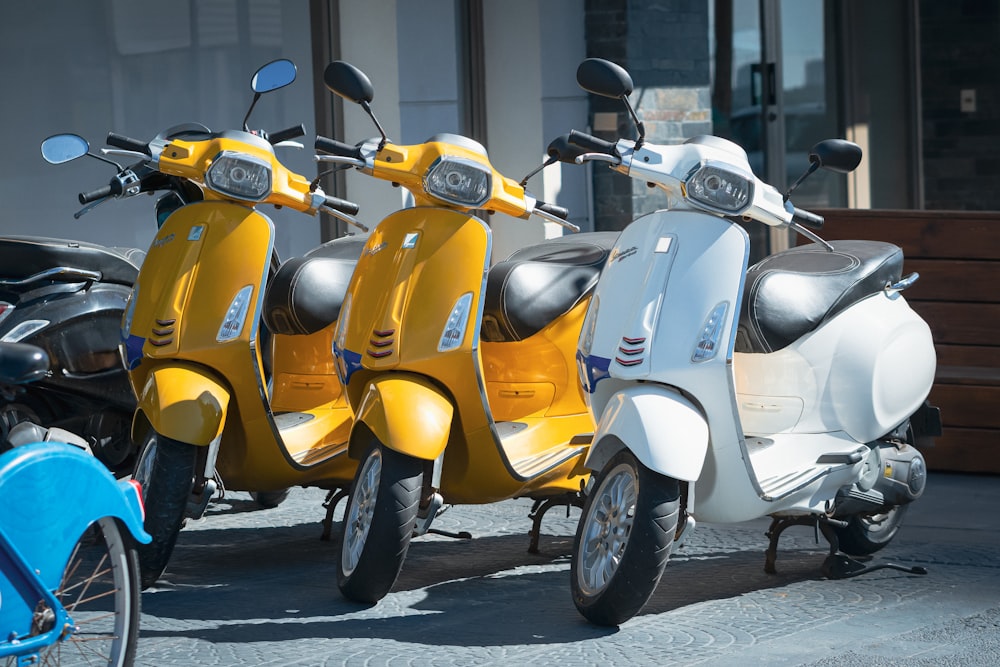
[571,449,680,627]
[250,488,291,509]
[131,430,197,589]
[337,444,423,603]
[39,517,142,666]
[834,504,909,556]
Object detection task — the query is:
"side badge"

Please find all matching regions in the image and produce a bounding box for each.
[402,232,419,249]
[188,225,205,241]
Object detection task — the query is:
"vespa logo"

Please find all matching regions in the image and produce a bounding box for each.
[365,242,388,257]
[610,245,638,263]
[151,233,175,249]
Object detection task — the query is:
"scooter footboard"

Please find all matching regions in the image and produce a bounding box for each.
[0,442,150,592]
[587,386,709,481]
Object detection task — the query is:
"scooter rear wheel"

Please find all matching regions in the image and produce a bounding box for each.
[131,431,197,589]
[337,443,422,603]
[834,504,909,556]
[571,449,680,627]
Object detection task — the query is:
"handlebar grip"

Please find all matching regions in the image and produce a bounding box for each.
[315,135,363,159]
[324,194,360,216]
[106,132,150,155]
[78,184,113,204]
[536,201,569,220]
[568,130,617,155]
[268,124,306,145]
[792,206,825,230]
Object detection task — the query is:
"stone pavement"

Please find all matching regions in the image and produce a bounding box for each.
[134,471,1000,666]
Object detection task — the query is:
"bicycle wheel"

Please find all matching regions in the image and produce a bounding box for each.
[4,516,142,667]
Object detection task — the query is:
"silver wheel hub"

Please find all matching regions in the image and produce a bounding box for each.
[577,462,637,596]
[341,449,382,577]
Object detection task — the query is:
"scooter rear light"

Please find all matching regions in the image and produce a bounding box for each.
[127,478,146,521]
[0,302,13,326]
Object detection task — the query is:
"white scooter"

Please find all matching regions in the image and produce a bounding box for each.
[558,58,942,626]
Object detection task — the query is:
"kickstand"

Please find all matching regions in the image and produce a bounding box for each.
[817,519,928,579]
[764,515,816,574]
[320,488,348,541]
[527,493,584,554]
[426,527,472,539]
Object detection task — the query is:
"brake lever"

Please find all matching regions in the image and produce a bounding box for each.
[575,152,622,166]
[102,148,148,160]
[73,196,112,220]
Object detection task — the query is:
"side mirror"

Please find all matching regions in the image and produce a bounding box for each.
[251,59,297,94]
[324,61,375,105]
[576,58,634,99]
[41,134,90,164]
[809,139,862,174]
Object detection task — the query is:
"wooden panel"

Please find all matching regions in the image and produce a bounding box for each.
[815,209,1000,260]
[923,427,1000,474]
[903,259,1000,302]
[929,384,1000,430]
[909,302,1000,347]
[935,344,1000,371]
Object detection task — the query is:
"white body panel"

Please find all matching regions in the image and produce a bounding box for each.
[579,206,936,524]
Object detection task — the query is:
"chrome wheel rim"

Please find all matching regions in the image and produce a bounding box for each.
[577,462,637,596]
[132,433,157,489]
[341,448,382,577]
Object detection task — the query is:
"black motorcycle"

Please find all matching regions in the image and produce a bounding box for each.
[0,235,143,475]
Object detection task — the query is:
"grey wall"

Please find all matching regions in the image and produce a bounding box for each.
[0,0,319,259]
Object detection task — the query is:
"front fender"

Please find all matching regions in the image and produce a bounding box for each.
[351,374,454,461]
[586,385,709,481]
[135,363,230,446]
[0,442,151,591]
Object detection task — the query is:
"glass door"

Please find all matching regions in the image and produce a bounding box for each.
[711,0,842,257]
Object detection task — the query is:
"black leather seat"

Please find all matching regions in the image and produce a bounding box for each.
[0,236,144,286]
[735,240,904,354]
[262,235,367,335]
[481,232,619,342]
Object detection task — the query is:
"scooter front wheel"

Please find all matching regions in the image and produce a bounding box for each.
[571,449,680,626]
[131,430,197,589]
[337,443,422,603]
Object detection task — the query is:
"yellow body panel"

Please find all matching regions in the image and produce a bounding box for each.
[127,200,355,491]
[353,374,454,460]
[135,363,230,445]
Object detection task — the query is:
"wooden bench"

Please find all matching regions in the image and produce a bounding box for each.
[810,209,1000,473]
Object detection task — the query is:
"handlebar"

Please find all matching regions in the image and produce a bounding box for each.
[323,194,360,216]
[791,206,824,230]
[106,132,150,156]
[568,130,618,156]
[268,124,306,145]
[315,135,364,159]
[79,184,114,204]
[536,201,569,220]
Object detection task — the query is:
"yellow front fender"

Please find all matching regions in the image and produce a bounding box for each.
[352,374,454,461]
[135,364,231,446]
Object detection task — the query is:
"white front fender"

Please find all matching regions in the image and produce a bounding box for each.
[586,386,709,481]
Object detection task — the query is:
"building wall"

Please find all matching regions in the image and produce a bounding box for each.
[584,0,712,231]
[920,0,1000,211]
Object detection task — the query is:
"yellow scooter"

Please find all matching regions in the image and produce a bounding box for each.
[319,61,617,603]
[41,59,368,588]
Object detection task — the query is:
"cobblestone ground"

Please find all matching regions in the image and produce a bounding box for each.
[134,472,1000,666]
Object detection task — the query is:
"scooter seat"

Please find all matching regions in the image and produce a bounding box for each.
[0,235,143,286]
[481,232,618,342]
[263,235,367,336]
[736,240,904,353]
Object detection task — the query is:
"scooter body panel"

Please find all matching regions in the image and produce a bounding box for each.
[735,293,936,442]
[352,373,454,461]
[338,208,594,503]
[126,201,355,490]
[135,362,230,445]
[586,384,708,481]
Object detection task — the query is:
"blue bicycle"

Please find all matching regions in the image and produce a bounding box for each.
[0,342,150,666]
